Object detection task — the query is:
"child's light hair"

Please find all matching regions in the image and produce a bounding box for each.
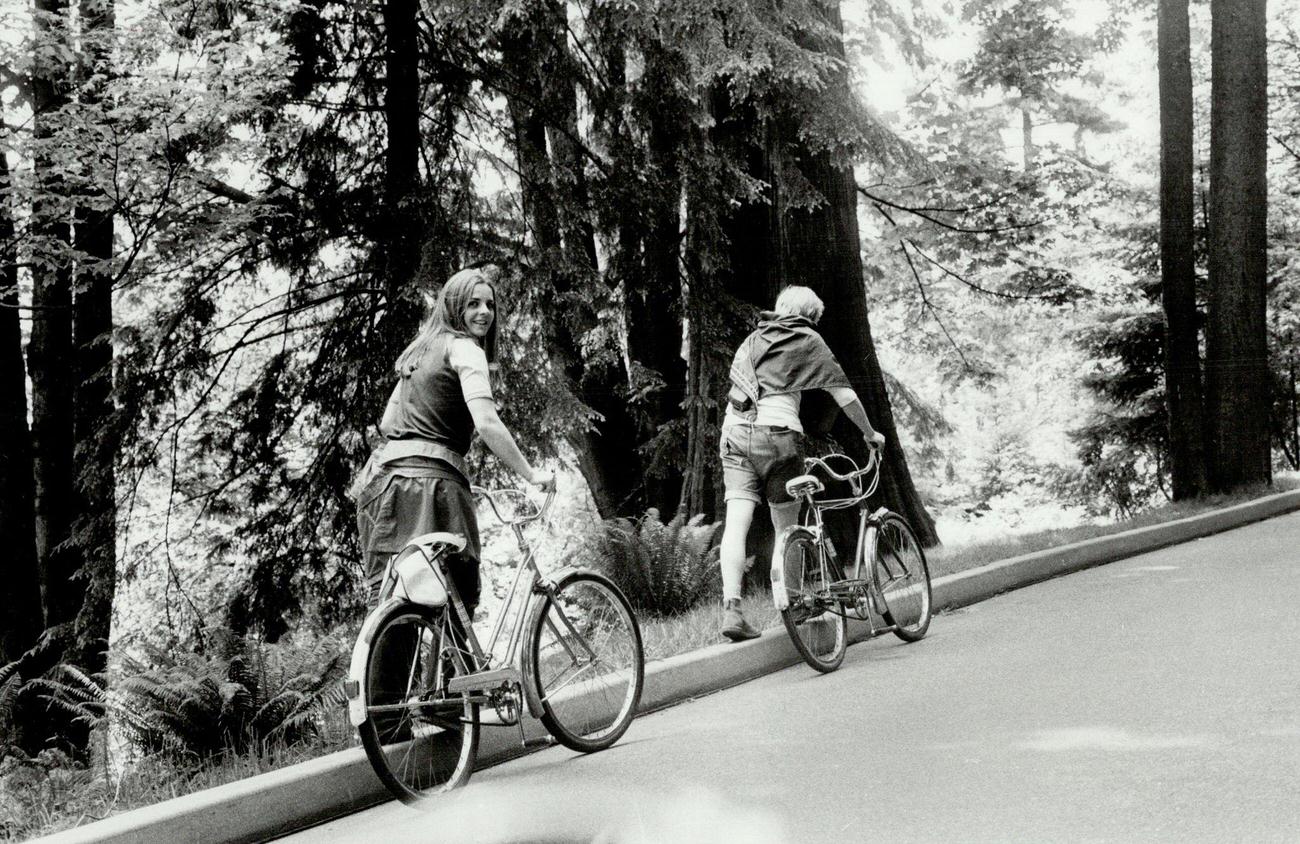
[774,286,824,323]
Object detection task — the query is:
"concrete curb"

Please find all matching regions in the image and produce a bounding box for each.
[40,488,1300,844]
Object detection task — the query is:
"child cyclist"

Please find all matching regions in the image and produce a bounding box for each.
[717,286,886,641]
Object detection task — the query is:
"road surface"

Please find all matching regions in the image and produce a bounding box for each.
[285,512,1300,842]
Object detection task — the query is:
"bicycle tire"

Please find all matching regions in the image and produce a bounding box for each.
[779,531,848,673]
[528,571,644,753]
[870,513,932,642]
[358,603,479,804]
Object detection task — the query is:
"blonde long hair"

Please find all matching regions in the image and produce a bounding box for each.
[394,266,500,376]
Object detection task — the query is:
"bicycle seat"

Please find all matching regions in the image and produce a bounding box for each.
[403,531,467,555]
[785,474,825,498]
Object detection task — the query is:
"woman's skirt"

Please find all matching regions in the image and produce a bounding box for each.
[355,457,482,611]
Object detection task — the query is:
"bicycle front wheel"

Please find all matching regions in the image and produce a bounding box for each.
[871,513,933,642]
[528,571,644,753]
[358,603,479,804]
[779,532,848,673]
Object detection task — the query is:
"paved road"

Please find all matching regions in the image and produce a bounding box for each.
[286,513,1300,843]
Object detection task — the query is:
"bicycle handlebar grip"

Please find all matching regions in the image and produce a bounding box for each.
[538,488,557,520]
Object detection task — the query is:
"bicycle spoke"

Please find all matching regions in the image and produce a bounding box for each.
[359,607,479,803]
[781,533,848,672]
[872,515,932,643]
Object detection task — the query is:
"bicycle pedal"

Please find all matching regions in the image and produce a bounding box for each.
[522,736,554,749]
[447,667,520,694]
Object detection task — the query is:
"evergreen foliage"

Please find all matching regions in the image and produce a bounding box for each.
[585,509,722,618]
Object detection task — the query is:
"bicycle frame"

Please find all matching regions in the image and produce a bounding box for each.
[781,451,893,624]
[346,486,592,734]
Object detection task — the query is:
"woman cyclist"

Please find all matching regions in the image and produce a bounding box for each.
[354,264,555,615]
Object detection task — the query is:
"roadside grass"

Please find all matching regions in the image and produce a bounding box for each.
[640,595,781,662]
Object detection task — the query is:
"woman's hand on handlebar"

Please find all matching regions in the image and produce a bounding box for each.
[529,468,557,493]
[866,430,886,450]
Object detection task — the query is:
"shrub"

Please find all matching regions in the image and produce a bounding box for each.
[585,508,721,617]
[31,632,347,766]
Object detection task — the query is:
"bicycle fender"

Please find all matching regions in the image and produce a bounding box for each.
[345,597,408,727]
[517,566,591,718]
[771,525,820,611]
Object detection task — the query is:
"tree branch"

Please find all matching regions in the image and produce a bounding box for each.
[899,241,972,371]
[191,170,258,204]
[860,186,1041,233]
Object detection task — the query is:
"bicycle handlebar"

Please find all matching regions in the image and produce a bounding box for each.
[802,442,881,482]
[471,485,556,526]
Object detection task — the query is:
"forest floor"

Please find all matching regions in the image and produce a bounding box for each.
[6,473,1298,842]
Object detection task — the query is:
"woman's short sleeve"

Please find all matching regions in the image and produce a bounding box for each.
[447,337,494,402]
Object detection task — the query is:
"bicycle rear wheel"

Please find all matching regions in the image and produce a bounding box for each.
[358,603,479,804]
[871,513,932,642]
[779,532,848,673]
[529,571,644,753]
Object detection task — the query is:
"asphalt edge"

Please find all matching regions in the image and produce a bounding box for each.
[38,488,1300,844]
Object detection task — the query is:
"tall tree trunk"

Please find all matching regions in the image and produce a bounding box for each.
[69,0,117,677]
[26,0,83,756]
[624,43,689,516]
[499,18,642,518]
[0,147,43,670]
[381,0,421,292]
[30,0,78,632]
[1158,0,1209,499]
[1206,0,1270,491]
[781,0,938,546]
[680,105,734,520]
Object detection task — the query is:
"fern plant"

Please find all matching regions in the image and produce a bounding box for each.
[30,633,347,766]
[0,660,21,759]
[585,508,722,617]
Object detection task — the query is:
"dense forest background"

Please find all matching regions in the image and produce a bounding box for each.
[2,0,1299,825]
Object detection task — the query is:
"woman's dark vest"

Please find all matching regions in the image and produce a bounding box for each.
[386,335,475,456]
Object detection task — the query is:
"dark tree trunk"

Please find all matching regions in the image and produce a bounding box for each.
[624,44,689,516]
[499,17,642,518]
[25,0,84,756]
[30,0,78,633]
[0,147,43,670]
[68,0,117,677]
[680,104,734,520]
[1158,0,1209,499]
[381,0,421,292]
[1206,0,1270,491]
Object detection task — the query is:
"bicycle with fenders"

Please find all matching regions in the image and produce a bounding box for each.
[772,447,933,672]
[344,486,645,804]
